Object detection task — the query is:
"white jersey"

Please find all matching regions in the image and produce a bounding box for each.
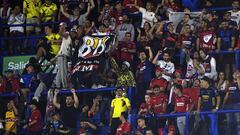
[229,10,240,25]
[58,32,71,57]
[139,7,157,28]
[185,59,204,79]
[156,60,175,81]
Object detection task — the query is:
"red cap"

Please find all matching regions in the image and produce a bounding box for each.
[155,67,164,72]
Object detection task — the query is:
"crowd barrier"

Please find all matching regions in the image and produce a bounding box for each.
[1,87,240,135]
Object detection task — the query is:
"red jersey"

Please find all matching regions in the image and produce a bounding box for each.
[28,108,42,132]
[2,77,20,93]
[123,0,143,13]
[113,41,136,63]
[149,78,168,89]
[116,122,131,135]
[175,95,192,112]
[198,30,216,52]
[112,11,123,26]
[183,88,199,110]
[150,93,168,114]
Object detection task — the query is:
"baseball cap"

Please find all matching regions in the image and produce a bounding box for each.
[4,69,14,73]
[123,61,130,68]
[59,22,67,27]
[155,67,164,72]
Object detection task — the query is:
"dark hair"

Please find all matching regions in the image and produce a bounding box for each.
[121,111,129,120]
[175,84,183,91]
[201,76,211,84]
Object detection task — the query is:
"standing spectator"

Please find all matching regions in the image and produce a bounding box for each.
[229,0,240,25]
[177,24,195,68]
[196,21,217,53]
[123,0,143,13]
[116,111,131,135]
[110,87,131,135]
[0,0,11,40]
[114,32,136,65]
[217,20,236,80]
[23,0,42,51]
[23,99,42,135]
[4,100,18,135]
[199,50,217,80]
[40,0,57,23]
[222,71,240,135]
[172,85,193,135]
[0,74,4,93]
[215,71,229,105]
[197,77,220,135]
[98,2,115,28]
[110,57,136,88]
[53,89,79,135]
[149,85,168,133]
[115,13,135,42]
[176,13,194,33]
[134,1,157,28]
[51,22,71,89]
[205,11,218,32]
[161,22,178,54]
[152,50,175,82]
[7,5,25,55]
[111,1,123,26]
[136,47,153,107]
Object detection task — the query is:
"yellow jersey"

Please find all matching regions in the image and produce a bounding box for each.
[5,111,17,133]
[40,3,57,22]
[111,97,130,118]
[45,33,61,55]
[23,0,42,18]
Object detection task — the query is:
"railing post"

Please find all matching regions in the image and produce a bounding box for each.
[235,50,240,70]
[186,112,189,135]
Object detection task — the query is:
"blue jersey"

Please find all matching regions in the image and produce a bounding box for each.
[199,86,219,111]
[227,82,240,104]
[217,29,233,50]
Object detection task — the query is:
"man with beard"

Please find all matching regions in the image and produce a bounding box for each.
[53,89,79,135]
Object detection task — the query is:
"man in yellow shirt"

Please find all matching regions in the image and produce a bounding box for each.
[4,100,18,135]
[40,0,57,23]
[23,0,42,34]
[110,87,131,135]
[36,25,61,61]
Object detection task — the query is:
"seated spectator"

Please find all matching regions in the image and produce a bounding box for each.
[152,50,175,82]
[229,0,240,25]
[36,25,61,61]
[134,1,157,28]
[2,69,20,93]
[199,50,218,80]
[110,87,131,135]
[138,94,152,116]
[4,100,18,135]
[135,117,149,135]
[22,57,42,75]
[115,13,135,42]
[196,20,217,53]
[23,99,42,135]
[110,57,136,88]
[148,67,168,93]
[40,0,57,23]
[78,120,97,135]
[7,5,25,55]
[116,111,131,135]
[43,112,70,135]
[53,89,79,135]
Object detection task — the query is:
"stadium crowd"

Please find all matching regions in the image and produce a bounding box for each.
[0,0,240,135]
